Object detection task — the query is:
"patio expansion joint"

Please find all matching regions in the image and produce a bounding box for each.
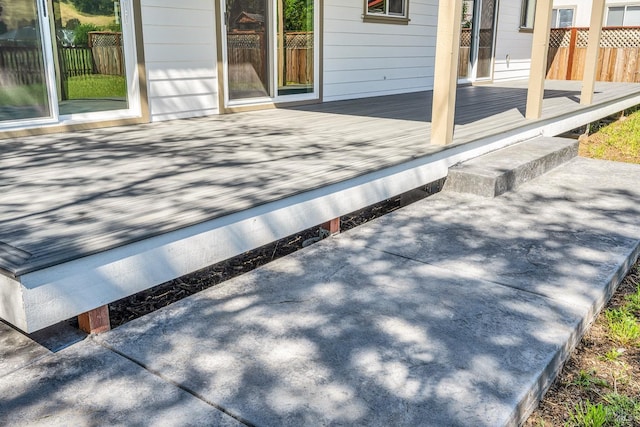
[92,338,257,427]
[361,244,587,303]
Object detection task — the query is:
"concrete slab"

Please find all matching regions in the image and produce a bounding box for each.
[2,156,635,426]
[444,137,578,197]
[0,339,243,426]
[344,158,640,310]
[97,241,585,427]
[0,321,50,378]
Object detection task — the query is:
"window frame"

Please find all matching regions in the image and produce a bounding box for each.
[551,7,575,28]
[606,4,640,27]
[363,0,410,25]
[520,0,536,32]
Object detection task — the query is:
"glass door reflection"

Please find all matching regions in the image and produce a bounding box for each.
[0,0,51,122]
[226,0,270,101]
[277,0,313,96]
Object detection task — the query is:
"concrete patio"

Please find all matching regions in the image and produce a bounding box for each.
[1,148,638,426]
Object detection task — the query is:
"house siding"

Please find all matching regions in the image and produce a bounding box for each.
[322,0,438,102]
[553,0,640,27]
[140,0,219,121]
[492,1,533,81]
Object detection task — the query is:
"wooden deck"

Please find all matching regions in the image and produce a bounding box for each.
[3,79,640,332]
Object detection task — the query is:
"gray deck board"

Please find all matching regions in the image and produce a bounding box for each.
[1,80,640,275]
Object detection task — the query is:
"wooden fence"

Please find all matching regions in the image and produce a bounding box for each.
[227,31,268,86]
[0,32,124,87]
[58,47,94,77]
[282,32,313,85]
[88,31,125,76]
[458,28,495,78]
[0,46,45,86]
[227,31,313,86]
[459,28,471,77]
[547,27,640,83]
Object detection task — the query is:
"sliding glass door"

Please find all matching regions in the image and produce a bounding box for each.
[458,0,497,82]
[0,0,52,122]
[226,0,270,101]
[0,0,139,128]
[50,0,131,115]
[223,0,318,105]
[475,0,496,79]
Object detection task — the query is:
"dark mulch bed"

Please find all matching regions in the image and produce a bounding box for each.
[107,184,447,328]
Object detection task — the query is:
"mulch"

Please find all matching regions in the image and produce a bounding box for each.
[108,196,405,328]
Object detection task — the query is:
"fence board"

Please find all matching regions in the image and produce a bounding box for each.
[547,26,640,83]
[0,46,44,86]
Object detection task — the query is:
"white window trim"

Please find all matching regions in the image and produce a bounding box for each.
[551,7,576,28]
[363,0,410,25]
[606,4,640,27]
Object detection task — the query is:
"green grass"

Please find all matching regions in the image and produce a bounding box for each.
[603,393,640,426]
[605,308,640,346]
[624,285,640,317]
[580,110,640,163]
[1,75,126,108]
[565,395,640,427]
[67,75,127,99]
[565,400,608,427]
[570,369,610,390]
[599,347,625,362]
[0,84,48,107]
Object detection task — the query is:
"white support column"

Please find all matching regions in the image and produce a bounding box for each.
[525,0,553,120]
[581,0,606,105]
[431,1,463,146]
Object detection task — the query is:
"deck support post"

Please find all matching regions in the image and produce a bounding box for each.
[430,1,463,145]
[78,305,111,334]
[320,218,340,235]
[581,0,606,105]
[525,0,553,120]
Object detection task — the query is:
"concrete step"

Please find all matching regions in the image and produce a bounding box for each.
[444,137,578,197]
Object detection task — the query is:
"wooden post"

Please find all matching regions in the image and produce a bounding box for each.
[78,305,111,334]
[581,0,606,105]
[320,218,340,235]
[526,0,553,120]
[566,27,578,80]
[431,1,463,145]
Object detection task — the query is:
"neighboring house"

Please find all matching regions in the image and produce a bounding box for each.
[553,0,640,27]
[0,0,548,136]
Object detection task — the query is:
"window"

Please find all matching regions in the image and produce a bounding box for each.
[551,8,574,28]
[607,5,640,27]
[363,0,409,24]
[521,0,536,30]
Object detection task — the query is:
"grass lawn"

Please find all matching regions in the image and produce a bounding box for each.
[526,110,640,427]
[1,75,125,107]
[579,109,640,164]
[67,75,127,99]
[0,84,48,107]
[58,1,115,27]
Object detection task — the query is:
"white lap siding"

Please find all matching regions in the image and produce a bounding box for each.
[322,0,438,102]
[140,0,219,121]
[493,1,534,81]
